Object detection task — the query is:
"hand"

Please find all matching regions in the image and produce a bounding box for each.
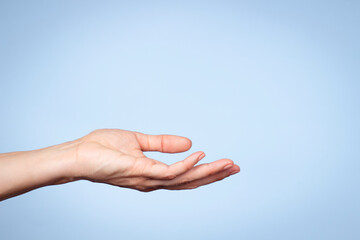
[73,129,240,192]
[0,128,240,200]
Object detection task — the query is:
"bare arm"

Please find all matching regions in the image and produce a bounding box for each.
[0,129,240,201]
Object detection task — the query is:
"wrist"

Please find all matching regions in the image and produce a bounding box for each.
[38,139,83,185]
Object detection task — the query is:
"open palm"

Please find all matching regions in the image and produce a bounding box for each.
[74,129,240,192]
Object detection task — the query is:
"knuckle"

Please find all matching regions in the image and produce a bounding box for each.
[131,178,151,192]
[136,181,158,192]
[163,172,177,180]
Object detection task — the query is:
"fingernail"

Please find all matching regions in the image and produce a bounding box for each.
[223,164,233,170]
[230,170,240,175]
[198,152,206,160]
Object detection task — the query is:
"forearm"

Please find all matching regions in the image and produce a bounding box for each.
[0,141,79,201]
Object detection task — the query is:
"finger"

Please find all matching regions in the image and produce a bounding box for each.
[142,151,205,180]
[146,158,235,187]
[168,164,240,190]
[134,132,192,153]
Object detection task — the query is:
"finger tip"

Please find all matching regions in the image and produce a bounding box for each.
[229,165,240,175]
[197,151,206,161]
[167,135,192,153]
[187,151,205,164]
[177,136,192,151]
[233,165,240,172]
[185,137,192,150]
[222,158,234,166]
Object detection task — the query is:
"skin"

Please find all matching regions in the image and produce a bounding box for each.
[0,129,240,201]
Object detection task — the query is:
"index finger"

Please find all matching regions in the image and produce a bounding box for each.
[141,151,205,180]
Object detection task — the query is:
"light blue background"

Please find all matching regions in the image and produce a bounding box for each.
[0,1,359,239]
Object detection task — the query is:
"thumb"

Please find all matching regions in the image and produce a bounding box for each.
[134,132,192,153]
